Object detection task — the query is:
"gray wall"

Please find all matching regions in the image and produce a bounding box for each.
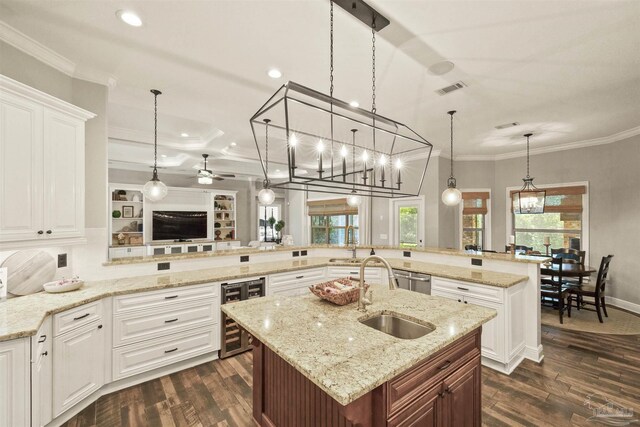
[109,169,256,244]
[0,40,108,229]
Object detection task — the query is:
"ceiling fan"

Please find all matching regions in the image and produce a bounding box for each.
[197,154,235,184]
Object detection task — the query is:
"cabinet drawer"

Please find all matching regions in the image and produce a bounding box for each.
[387,330,480,416]
[53,301,103,336]
[326,266,382,282]
[112,327,218,380]
[269,267,325,289]
[431,278,503,303]
[113,301,217,347]
[113,283,217,314]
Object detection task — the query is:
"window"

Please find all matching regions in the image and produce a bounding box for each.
[390,197,424,248]
[461,192,489,250]
[399,207,418,248]
[307,198,358,245]
[258,205,280,242]
[511,185,586,253]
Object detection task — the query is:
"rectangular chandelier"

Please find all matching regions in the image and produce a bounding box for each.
[250,81,433,198]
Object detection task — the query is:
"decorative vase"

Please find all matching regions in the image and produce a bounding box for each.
[112,210,121,218]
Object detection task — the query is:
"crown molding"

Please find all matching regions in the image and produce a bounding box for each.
[0,20,117,89]
[432,126,640,162]
[109,126,217,150]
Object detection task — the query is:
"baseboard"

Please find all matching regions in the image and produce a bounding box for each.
[606,296,640,314]
[46,350,220,427]
[482,354,525,375]
[522,344,544,363]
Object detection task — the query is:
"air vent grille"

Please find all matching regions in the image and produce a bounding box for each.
[436,81,466,96]
[495,122,520,130]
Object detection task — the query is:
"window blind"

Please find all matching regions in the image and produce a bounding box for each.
[462,192,489,215]
[307,198,358,216]
[510,185,586,213]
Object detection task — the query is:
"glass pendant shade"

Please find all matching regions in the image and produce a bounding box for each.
[198,175,213,185]
[143,175,168,202]
[514,134,545,214]
[442,186,462,206]
[346,191,362,207]
[258,187,276,206]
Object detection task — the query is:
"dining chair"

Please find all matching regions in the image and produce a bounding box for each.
[465,245,478,251]
[568,255,614,323]
[541,258,571,324]
[504,245,533,253]
[481,250,497,253]
[551,248,587,290]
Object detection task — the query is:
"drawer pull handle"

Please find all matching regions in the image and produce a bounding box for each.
[98,324,103,329]
[37,230,44,235]
[165,295,179,300]
[164,348,178,354]
[165,318,179,323]
[438,360,452,370]
[42,351,48,356]
[46,230,52,234]
[73,313,90,321]
[38,335,47,343]
[295,275,304,279]
[457,299,462,303]
[464,301,468,304]
[438,391,445,398]
[445,387,452,394]
[350,272,358,275]
[457,287,469,291]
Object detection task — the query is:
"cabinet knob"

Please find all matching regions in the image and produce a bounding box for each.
[98,324,103,329]
[46,230,52,234]
[457,299,461,303]
[464,301,468,304]
[42,351,48,356]
[37,230,44,235]
[445,387,452,394]
[438,391,445,398]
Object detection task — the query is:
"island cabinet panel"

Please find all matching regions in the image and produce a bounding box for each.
[252,329,482,427]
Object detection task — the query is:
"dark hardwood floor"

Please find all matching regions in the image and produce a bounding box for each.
[63,325,640,427]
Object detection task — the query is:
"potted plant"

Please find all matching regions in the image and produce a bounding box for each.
[274,220,285,244]
[267,216,277,242]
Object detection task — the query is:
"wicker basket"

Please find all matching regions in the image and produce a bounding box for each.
[309,277,368,306]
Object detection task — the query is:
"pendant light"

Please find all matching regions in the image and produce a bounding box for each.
[513,133,545,214]
[258,118,276,206]
[142,89,168,202]
[441,110,462,206]
[346,129,362,207]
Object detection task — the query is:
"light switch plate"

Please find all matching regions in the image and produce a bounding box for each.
[379,234,388,240]
[0,267,7,299]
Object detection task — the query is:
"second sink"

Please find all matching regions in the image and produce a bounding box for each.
[360,313,435,340]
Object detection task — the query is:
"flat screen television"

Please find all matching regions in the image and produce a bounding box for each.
[152,211,208,241]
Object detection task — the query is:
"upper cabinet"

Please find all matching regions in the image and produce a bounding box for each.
[0,75,95,249]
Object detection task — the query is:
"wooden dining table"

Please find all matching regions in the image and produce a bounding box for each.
[540,263,597,278]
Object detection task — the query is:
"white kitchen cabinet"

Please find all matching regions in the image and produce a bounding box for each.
[268,267,326,297]
[109,246,146,259]
[326,266,383,284]
[0,338,30,427]
[31,317,52,427]
[216,240,241,250]
[53,320,105,416]
[431,277,524,374]
[0,75,94,248]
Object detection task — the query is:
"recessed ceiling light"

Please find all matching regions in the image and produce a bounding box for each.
[275,169,280,172]
[230,142,237,146]
[268,68,282,79]
[180,132,189,137]
[428,60,455,76]
[116,10,142,27]
[349,101,359,108]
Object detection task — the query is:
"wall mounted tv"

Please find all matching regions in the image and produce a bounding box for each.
[152,211,208,241]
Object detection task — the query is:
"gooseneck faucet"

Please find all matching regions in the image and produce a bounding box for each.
[357,255,399,311]
[345,225,357,259]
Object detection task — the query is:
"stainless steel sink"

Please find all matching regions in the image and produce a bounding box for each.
[328,258,362,264]
[360,313,435,339]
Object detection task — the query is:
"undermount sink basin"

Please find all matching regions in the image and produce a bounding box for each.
[360,313,435,340]
[328,258,362,264]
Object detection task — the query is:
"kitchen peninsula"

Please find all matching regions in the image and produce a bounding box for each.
[222,285,496,426]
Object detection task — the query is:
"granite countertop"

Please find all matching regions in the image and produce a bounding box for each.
[104,244,549,266]
[222,286,496,405]
[0,257,526,343]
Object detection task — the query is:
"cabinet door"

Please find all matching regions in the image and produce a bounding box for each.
[31,317,52,427]
[0,93,44,241]
[53,321,104,416]
[42,108,85,239]
[442,357,481,427]
[388,383,442,427]
[463,296,504,363]
[0,338,30,427]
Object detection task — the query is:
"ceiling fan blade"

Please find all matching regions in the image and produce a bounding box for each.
[212,176,225,181]
[218,174,236,178]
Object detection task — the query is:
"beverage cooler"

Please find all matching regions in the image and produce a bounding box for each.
[219,277,265,358]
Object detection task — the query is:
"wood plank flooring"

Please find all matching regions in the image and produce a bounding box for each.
[63,325,640,427]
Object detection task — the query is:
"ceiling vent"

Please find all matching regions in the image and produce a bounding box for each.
[495,122,520,130]
[436,81,466,96]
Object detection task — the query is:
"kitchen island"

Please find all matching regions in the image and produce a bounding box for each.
[222,285,496,426]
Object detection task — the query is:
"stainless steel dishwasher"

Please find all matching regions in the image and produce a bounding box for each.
[392,269,431,295]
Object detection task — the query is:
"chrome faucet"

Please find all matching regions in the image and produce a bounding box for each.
[357,255,399,311]
[345,225,357,259]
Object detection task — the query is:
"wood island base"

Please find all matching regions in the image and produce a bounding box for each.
[251,328,482,427]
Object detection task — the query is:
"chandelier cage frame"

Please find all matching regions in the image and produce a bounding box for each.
[249,81,433,198]
[513,133,546,214]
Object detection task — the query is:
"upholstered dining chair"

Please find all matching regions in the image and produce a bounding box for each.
[568,255,614,323]
[541,258,571,324]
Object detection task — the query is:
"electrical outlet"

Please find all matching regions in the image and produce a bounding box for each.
[471,258,483,266]
[240,255,250,263]
[158,262,170,271]
[0,267,7,299]
[403,251,411,257]
[379,234,388,240]
[301,250,308,256]
[57,253,67,268]
[292,251,300,257]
